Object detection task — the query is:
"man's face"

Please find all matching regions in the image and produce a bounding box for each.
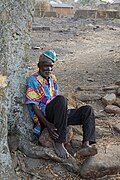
[38,61,54,79]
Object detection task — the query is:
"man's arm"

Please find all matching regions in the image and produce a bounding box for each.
[32,104,48,126]
[31,104,59,140]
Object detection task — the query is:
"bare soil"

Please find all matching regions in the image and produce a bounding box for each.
[29,16,120,94]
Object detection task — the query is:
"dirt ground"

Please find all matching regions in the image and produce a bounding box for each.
[28,15,120,117]
[29,16,120,93]
[16,16,120,179]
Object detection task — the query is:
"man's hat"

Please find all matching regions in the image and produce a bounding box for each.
[39,50,57,63]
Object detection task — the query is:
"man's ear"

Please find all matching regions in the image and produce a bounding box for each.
[38,62,43,68]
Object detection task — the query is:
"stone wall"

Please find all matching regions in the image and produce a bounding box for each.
[74,9,120,20]
[0,0,34,179]
[98,3,120,11]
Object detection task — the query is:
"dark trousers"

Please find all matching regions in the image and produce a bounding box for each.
[45,95,96,144]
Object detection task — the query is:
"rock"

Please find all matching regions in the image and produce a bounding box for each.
[79,145,98,157]
[103,89,117,94]
[113,123,120,133]
[39,127,74,148]
[77,94,102,102]
[71,135,82,148]
[87,78,94,82]
[105,105,120,114]
[103,85,119,91]
[95,111,106,118]
[115,80,120,86]
[88,23,95,28]
[80,145,120,179]
[109,49,114,52]
[75,87,83,91]
[32,46,41,50]
[117,88,120,96]
[113,98,120,107]
[102,93,116,106]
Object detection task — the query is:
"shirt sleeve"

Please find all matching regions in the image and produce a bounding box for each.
[54,82,59,95]
[25,75,43,105]
[52,74,59,96]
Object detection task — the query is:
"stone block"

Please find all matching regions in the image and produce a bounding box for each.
[77,93,102,102]
[117,88,120,96]
[39,127,73,148]
[74,9,120,20]
[80,145,120,179]
[113,123,120,133]
[102,93,116,106]
[105,105,120,114]
[113,98,120,107]
[115,80,120,86]
[71,135,82,148]
[103,85,120,91]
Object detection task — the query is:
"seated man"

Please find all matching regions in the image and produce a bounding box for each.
[25,50,97,158]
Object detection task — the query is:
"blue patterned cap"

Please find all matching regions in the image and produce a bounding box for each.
[39,50,57,63]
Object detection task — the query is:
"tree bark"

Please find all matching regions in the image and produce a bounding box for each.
[0,0,34,179]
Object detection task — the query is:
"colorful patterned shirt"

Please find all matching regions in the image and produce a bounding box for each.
[25,72,59,135]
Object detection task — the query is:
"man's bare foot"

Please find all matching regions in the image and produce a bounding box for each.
[53,141,69,158]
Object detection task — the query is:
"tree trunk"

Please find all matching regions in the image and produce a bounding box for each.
[0,0,34,179]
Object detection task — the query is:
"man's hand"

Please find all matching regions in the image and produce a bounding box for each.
[31,104,59,140]
[46,122,59,140]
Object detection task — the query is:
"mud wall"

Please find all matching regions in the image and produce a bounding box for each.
[74,9,120,19]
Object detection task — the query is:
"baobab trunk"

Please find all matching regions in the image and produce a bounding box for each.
[0,0,34,179]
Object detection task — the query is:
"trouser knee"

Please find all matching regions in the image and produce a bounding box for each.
[84,105,94,114]
[55,95,67,106]
[77,105,94,115]
[80,105,95,123]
